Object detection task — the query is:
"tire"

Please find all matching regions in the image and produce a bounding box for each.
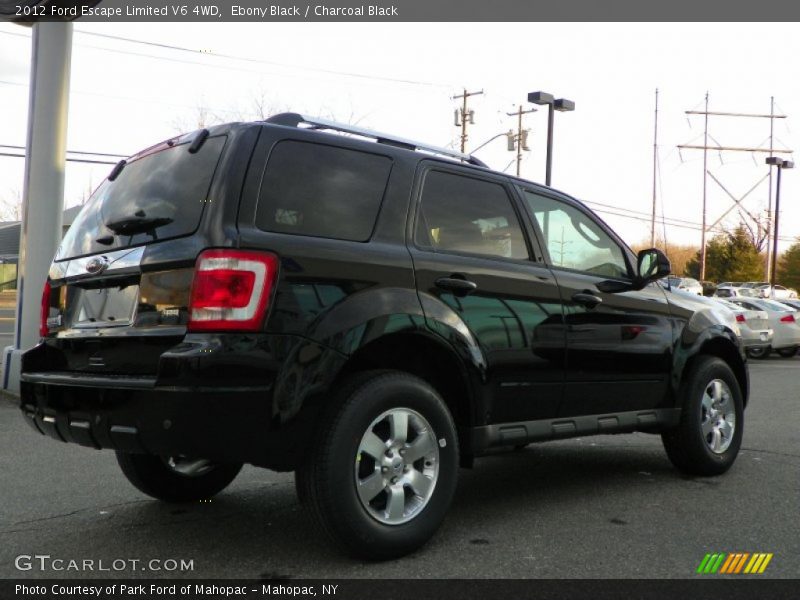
[777,347,797,358]
[745,347,768,359]
[661,356,743,476]
[295,370,459,560]
[116,452,242,503]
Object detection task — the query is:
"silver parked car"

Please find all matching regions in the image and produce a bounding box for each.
[666,276,703,296]
[713,298,773,359]
[728,297,800,358]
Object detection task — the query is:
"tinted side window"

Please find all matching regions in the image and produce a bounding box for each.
[522,191,628,278]
[415,171,528,260]
[256,141,392,242]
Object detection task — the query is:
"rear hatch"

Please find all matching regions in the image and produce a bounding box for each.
[41,132,229,375]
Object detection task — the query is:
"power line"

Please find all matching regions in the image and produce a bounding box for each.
[74,29,454,89]
[0,151,117,165]
[0,78,245,119]
[0,144,127,158]
[1,30,452,91]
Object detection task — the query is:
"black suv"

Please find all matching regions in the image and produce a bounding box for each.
[20,113,748,560]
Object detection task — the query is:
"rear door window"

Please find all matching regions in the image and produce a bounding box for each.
[57,136,227,260]
[255,141,392,242]
[414,170,529,260]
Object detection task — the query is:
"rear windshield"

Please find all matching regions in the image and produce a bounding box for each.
[56,136,227,260]
[761,299,795,312]
[255,140,392,242]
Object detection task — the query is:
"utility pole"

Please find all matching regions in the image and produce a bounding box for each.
[506,105,536,177]
[701,92,709,281]
[650,88,659,247]
[452,89,483,153]
[765,96,775,281]
[677,96,791,282]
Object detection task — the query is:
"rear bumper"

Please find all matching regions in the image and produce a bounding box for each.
[739,328,773,349]
[19,333,347,470]
[20,376,273,464]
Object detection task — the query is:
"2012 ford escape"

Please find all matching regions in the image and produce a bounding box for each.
[20,113,748,560]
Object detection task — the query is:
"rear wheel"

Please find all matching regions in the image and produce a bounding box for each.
[745,347,768,359]
[777,347,797,358]
[661,356,743,476]
[116,452,242,502]
[296,371,458,560]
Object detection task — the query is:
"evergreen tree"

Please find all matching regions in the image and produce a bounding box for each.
[777,239,800,290]
[685,225,763,282]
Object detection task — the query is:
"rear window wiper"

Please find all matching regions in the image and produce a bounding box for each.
[105,212,173,237]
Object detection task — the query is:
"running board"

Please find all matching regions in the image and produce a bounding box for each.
[469,408,681,453]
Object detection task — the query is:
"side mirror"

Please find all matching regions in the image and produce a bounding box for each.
[636,248,671,287]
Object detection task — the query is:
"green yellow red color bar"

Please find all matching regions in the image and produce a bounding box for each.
[697,553,773,574]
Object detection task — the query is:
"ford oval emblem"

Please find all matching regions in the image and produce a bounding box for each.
[86,256,109,275]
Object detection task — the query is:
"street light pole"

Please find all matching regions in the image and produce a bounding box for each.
[528,91,575,187]
[766,156,794,289]
[545,103,554,185]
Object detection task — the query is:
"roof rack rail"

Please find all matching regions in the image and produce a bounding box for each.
[265,112,488,168]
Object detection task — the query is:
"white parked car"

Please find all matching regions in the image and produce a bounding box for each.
[666,276,703,296]
[714,286,759,299]
[712,298,773,359]
[728,297,800,358]
[718,281,744,288]
[756,284,798,300]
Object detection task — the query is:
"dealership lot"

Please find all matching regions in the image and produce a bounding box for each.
[0,358,797,580]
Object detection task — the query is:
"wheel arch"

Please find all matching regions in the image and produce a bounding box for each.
[334,331,482,447]
[683,336,749,407]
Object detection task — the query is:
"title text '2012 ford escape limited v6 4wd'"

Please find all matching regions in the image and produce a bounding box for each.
[20,114,748,559]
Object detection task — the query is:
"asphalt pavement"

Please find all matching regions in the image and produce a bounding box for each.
[0,358,798,580]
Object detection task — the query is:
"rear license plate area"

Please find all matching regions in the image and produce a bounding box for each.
[70,284,139,328]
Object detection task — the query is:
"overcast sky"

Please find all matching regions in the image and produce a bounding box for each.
[0,22,798,251]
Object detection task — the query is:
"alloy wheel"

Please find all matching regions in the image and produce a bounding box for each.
[700,379,736,454]
[354,408,440,525]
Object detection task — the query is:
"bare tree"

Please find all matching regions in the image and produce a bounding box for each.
[171,102,224,135]
[0,188,22,222]
[170,90,363,135]
[738,210,769,253]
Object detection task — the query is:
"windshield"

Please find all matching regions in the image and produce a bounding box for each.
[56,135,226,260]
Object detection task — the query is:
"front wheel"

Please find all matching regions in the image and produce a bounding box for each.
[296,371,459,560]
[777,347,798,358]
[661,356,743,476]
[116,452,242,502]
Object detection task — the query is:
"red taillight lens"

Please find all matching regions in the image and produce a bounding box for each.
[780,314,796,323]
[735,314,746,323]
[39,279,51,338]
[187,249,278,332]
[192,270,256,309]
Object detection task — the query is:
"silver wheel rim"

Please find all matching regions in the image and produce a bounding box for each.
[354,407,440,526]
[164,456,214,477]
[700,379,736,454]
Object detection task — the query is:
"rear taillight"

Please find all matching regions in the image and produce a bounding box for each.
[780,314,796,323]
[39,279,51,338]
[735,314,746,323]
[187,249,279,332]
